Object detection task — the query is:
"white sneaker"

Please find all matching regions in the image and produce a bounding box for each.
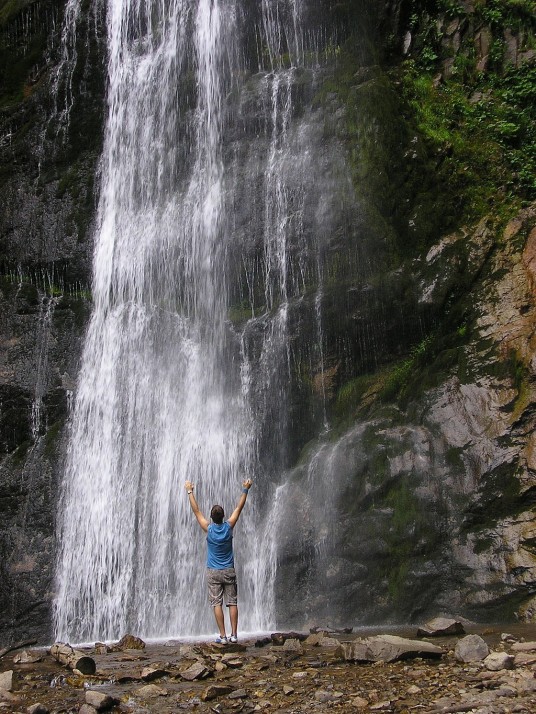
[229,635,238,644]
[214,635,228,644]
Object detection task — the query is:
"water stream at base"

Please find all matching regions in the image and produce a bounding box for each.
[54,0,338,641]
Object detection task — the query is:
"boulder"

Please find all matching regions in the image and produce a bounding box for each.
[281,638,302,653]
[455,635,489,663]
[79,706,98,714]
[416,617,465,637]
[337,635,444,663]
[483,652,514,671]
[85,690,119,711]
[110,634,145,651]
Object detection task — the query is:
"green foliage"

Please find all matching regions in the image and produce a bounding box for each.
[334,374,375,419]
[380,334,435,402]
[401,0,536,200]
[474,0,536,29]
[0,0,31,27]
[400,58,536,215]
[44,419,64,457]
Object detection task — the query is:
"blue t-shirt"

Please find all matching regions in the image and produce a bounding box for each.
[207,522,234,569]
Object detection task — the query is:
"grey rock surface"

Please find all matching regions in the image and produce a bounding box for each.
[455,634,490,663]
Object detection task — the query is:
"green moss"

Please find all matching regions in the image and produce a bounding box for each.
[227,301,265,325]
[334,374,376,420]
[43,418,64,458]
[0,0,32,28]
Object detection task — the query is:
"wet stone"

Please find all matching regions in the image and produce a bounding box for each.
[483,651,514,670]
[14,651,43,664]
[417,617,465,637]
[111,634,145,651]
[180,661,210,680]
[0,672,13,691]
[27,704,49,714]
[455,634,490,663]
[228,688,247,699]
[351,696,368,708]
[135,684,168,697]
[85,690,119,711]
[141,664,169,681]
[201,684,234,701]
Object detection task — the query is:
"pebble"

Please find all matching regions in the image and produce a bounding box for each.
[135,684,168,697]
[0,672,12,692]
[3,628,536,714]
[351,696,368,708]
[27,705,49,714]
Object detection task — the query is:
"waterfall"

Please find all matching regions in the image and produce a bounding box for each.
[54,0,342,641]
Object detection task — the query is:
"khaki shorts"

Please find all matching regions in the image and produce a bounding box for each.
[206,567,237,607]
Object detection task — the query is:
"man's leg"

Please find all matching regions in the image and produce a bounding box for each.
[214,605,226,638]
[207,570,226,638]
[229,605,238,636]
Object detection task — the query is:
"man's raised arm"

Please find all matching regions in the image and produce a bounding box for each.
[227,479,252,528]
[185,481,209,532]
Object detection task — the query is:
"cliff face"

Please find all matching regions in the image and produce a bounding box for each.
[273,0,536,626]
[274,206,536,626]
[0,0,535,645]
[0,0,103,643]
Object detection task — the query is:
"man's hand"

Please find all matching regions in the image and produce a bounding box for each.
[184,481,208,531]
[229,479,252,528]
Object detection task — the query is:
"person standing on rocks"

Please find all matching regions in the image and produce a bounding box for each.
[185,478,252,644]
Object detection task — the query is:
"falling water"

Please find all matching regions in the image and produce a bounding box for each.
[31,294,58,440]
[54,0,340,641]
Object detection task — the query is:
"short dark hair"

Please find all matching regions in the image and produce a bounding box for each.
[210,505,224,524]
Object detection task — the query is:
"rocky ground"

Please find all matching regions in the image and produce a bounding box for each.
[0,624,535,714]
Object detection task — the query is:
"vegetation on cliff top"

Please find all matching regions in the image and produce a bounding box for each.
[401,0,536,219]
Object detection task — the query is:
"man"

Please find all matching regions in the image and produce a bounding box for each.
[185,478,252,644]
